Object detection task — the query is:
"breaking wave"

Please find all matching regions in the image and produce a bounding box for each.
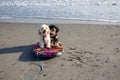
[0,1,120,6]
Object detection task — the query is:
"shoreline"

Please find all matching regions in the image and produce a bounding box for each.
[0,23,120,80]
[0,18,120,25]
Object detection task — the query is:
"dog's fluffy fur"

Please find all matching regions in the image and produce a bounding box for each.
[39,24,51,48]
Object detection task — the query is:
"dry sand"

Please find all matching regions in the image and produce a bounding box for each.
[0,23,120,80]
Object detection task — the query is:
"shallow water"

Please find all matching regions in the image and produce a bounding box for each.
[0,0,120,24]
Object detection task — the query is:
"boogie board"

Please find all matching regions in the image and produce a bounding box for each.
[33,43,64,58]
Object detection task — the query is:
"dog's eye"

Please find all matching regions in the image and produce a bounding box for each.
[51,29,54,31]
[53,28,56,31]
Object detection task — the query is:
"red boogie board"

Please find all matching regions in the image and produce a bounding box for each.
[33,43,64,58]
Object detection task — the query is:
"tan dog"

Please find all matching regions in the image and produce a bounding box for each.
[38,24,51,48]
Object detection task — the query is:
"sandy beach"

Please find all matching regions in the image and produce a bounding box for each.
[0,23,120,80]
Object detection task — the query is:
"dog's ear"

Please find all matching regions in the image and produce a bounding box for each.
[55,26,59,33]
[39,32,41,35]
[38,29,41,35]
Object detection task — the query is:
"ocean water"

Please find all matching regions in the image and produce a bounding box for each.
[0,0,120,24]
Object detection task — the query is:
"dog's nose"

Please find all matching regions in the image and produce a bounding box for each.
[43,30,46,33]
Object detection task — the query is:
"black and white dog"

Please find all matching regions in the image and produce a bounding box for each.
[49,25,61,46]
